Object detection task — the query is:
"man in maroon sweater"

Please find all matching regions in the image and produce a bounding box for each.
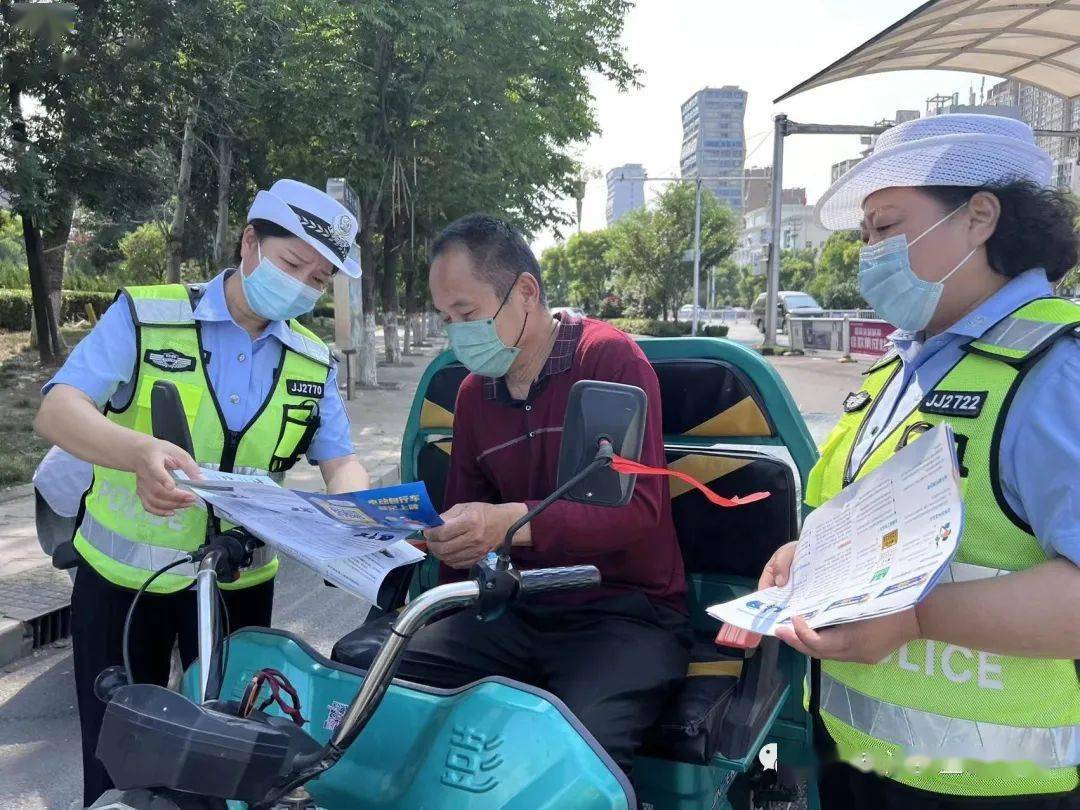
[402,214,690,775]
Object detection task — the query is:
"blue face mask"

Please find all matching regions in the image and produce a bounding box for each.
[446,279,527,378]
[858,202,977,332]
[241,245,323,322]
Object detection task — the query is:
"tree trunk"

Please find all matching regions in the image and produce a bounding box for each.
[212,133,233,267]
[380,217,402,365]
[356,207,379,387]
[22,211,59,364]
[42,196,75,348]
[166,101,198,283]
[4,47,61,363]
[401,253,417,355]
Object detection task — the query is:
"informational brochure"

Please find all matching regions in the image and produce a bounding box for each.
[175,470,439,602]
[707,424,964,635]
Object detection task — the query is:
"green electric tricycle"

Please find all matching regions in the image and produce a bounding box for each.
[89,335,821,809]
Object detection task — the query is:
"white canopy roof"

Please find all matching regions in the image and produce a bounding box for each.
[777,0,1080,102]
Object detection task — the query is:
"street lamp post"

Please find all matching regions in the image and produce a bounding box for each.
[764,115,787,350]
[692,177,702,335]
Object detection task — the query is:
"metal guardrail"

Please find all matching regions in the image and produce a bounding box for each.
[678,307,751,323]
[820,309,877,320]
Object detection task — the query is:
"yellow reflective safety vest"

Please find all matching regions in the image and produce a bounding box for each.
[804,297,1080,798]
[73,283,332,594]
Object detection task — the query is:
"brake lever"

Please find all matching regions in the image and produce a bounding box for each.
[471,555,521,622]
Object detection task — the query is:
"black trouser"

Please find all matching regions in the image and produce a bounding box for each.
[374,590,691,776]
[71,561,274,807]
[819,756,1080,809]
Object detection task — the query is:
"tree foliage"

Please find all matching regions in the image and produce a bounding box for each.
[542,183,739,319]
[1,0,638,361]
[809,230,865,308]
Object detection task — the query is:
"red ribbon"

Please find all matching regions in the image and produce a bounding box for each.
[610,454,771,508]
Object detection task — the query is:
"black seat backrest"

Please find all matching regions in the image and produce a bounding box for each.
[651,359,775,439]
[665,446,797,579]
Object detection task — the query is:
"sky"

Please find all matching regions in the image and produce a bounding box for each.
[531,0,995,253]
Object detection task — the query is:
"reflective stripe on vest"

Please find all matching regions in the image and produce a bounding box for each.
[132,296,195,325]
[277,326,331,366]
[979,315,1063,353]
[199,462,285,484]
[820,671,1080,770]
[78,511,275,578]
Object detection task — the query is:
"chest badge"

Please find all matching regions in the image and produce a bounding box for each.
[144,348,195,373]
[843,391,871,413]
[920,390,987,419]
[286,379,324,398]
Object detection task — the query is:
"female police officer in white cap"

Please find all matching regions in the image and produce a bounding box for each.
[35,179,371,806]
[758,115,1080,808]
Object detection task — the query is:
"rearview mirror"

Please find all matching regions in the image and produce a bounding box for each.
[151,380,194,455]
[556,380,647,507]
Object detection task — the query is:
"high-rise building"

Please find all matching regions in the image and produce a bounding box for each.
[680,86,747,215]
[605,164,646,225]
[984,79,1074,189]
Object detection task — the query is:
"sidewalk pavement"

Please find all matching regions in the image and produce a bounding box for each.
[0,334,449,667]
[722,320,791,349]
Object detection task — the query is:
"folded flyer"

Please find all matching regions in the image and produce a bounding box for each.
[175,471,440,602]
[707,424,964,635]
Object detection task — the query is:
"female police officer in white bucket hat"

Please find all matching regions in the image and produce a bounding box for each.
[757,114,1080,809]
[36,178,370,806]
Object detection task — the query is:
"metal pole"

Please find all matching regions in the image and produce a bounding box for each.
[692,178,702,336]
[196,551,223,703]
[764,114,787,351]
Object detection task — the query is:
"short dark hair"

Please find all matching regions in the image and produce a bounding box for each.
[919,181,1079,283]
[232,218,296,264]
[430,213,545,302]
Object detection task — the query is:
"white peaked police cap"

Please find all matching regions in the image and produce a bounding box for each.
[815,114,1054,231]
[246,179,362,277]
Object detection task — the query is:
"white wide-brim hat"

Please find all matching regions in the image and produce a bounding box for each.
[247,179,362,277]
[815,114,1054,231]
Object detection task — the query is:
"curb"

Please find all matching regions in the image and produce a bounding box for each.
[0,617,30,669]
[0,483,34,505]
[368,462,401,489]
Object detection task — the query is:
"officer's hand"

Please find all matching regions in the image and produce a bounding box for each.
[758,540,798,590]
[424,502,523,570]
[774,610,922,665]
[132,436,202,517]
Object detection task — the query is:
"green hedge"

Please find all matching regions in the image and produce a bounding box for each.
[0,289,116,331]
[607,318,691,337]
[700,324,729,338]
[607,318,727,338]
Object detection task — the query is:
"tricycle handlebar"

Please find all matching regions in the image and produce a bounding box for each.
[519,565,600,595]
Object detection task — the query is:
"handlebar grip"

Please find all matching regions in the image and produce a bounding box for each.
[519,565,601,595]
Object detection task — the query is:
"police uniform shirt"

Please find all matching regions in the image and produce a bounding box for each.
[847,267,1080,565]
[43,269,355,463]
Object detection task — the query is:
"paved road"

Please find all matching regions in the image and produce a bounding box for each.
[0,331,868,809]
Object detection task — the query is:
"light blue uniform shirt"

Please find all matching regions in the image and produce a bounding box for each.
[44,270,355,464]
[848,268,1080,565]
